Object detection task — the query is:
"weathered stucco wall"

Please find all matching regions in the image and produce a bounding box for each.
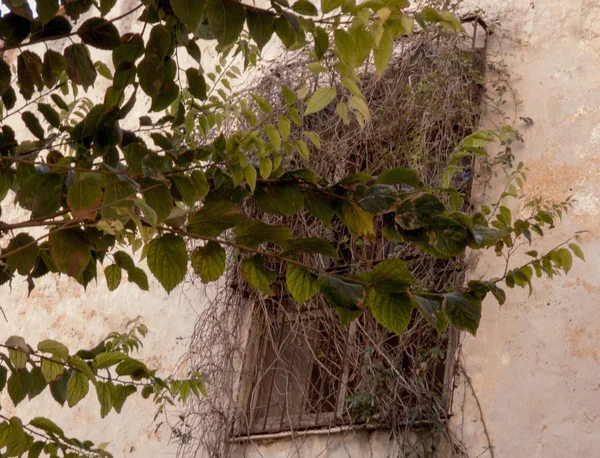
[452,1,600,457]
[0,2,208,456]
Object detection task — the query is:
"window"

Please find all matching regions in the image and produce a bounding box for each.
[233,297,457,437]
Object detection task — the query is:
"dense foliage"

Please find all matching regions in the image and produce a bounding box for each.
[0,0,582,456]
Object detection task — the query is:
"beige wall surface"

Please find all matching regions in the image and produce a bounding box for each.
[453,1,600,457]
[0,2,205,457]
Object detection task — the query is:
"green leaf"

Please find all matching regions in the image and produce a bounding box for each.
[374,28,393,77]
[259,156,273,179]
[569,243,585,261]
[93,351,127,369]
[281,237,339,259]
[51,93,68,111]
[41,358,64,383]
[265,124,281,152]
[147,24,172,60]
[64,43,97,90]
[305,86,336,115]
[396,193,445,230]
[49,229,92,281]
[557,247,573,274]
[240,255,276,295]
[246,10,274,50]
[368,289,413,334]
[8,369,31,406]
[67,176,103,220]
[29,417,63,437]
[444,292,482,336]
[37,103,61,129]
[187,200,243,237]
[104,264,122,291]
[425,217,469,258]
[28,366,47,400]
[361,259,414,293]
[318,274,364,310]
[37,340,69,361]
[191,171,210,199]
[278,116,291,139]
[101,176,135,221]
[0,59,11,96]
[274,184,304,216]
[286,263,318,302]
[77,17,121,50]
[334,28,371,68]
[49,370,69,406]
[234,220,292,248]
[245,164,257,193]
[146,234,188,293]
[5,233,39,276]
[359,184,397,214]
[314,26,329,59]
[21,111,45,140]
[115,358,148,377]
[304,189,333,227]
[334,201,375,237]
[112,384,136,413]
[96,382,114,418]
[42,50,66,89]
[100,0,117,16]
[9,349,28,370]
[0,366,6,393]
[191,241,226,283]
[128,267,149,291]
[17,51,43,100]
[138,54,164,99]
[321,0,344,13]
[143,182,173,225]
[292,0,318,16]
[37,0,59,25]
[205,0,246,46]
[172,175,197,207]
[186,68,207,100]
[170,0,204,32]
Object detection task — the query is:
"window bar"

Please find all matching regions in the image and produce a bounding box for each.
[243,312,270,434]
[334,321,357,421]
[279,330,299,430]
[261,315,286,432]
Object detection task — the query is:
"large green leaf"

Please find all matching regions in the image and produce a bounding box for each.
[240,255,276,295]
[112,384,137,413]
[246,10,274,50]
[205,0,246,46]
[321,0,344,14]
[67,176,103,220]
[234,220,292,248]
[281,237,339,259]
[187,200,243,237]
[286,263,318,302]
[49,229,92,281]
[77,17,121,50]
[5,233,39,276]
[146,234,188,293]
[191,241,226,283]
[396,193,445,230]
[368,289,413,334]
[0,12,31,46]
[104,264,122,291]
[359,184,397,214]
[359,259,414,294]
[64,43,97,89]
[37,339,69,361]
[101,176,135,221]
[186,68,207,100]
[170,0,205,32]
[21,111,45,140]
[334,201,375,237]
[292,0,318,15]
[7,369,31,406]
[0,60,11,96]
[444,292,481,336]
[305,86,336,115]
[376,166,422,187]
[41,358,64,383]
[17,51,43,100]
[334,28,371,68]
[425,217,469,258]
[17,173,62,218]
[66,371,89,407]
[318,274,364,310]
[96,381,114,418]
[143,182,173,225]
[304,189,333,227]
[38,103,61,129]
